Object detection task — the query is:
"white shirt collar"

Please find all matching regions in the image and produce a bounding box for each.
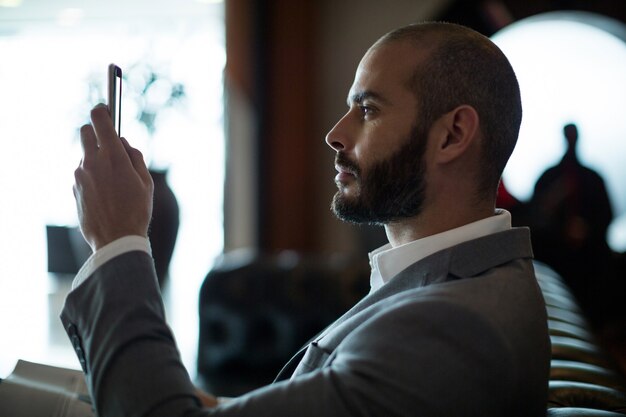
[368,209,512,292]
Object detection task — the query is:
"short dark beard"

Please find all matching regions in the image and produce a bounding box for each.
[331,123,428,225]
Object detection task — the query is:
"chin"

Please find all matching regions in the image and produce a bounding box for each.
[334,190,358,206]
[335,181,360,198]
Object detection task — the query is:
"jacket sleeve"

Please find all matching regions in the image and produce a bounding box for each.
[60,251,521,417]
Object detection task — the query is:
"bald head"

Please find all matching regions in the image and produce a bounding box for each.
[373,22,522,198]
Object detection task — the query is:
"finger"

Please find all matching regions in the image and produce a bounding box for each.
[194,389,218,408]
[73,166,87,190]
[120,137,152,184]
[79,124,98,165]
[90,104,125,154]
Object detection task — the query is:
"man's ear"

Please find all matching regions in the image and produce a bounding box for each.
[430,105,480,164]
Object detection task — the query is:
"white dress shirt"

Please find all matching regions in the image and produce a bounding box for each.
[368,209,511,293]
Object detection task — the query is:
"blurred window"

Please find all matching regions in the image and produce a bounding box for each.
[0,0,225,378]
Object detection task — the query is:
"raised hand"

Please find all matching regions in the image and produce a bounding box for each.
[73,104,154,251]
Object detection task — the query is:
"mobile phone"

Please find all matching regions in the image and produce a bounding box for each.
[107,63,122,136]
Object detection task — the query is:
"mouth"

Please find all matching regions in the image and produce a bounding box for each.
[334,152,360,187]
[335,164,356,175]
[334,164,357,184]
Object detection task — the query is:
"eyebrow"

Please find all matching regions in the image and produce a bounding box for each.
[347,90,390,107]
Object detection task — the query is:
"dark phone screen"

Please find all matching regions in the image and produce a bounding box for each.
[112,66,122,136]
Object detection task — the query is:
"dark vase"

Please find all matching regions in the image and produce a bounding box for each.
[149,169,180,289]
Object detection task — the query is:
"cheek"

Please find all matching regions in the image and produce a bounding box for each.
[353,128,392,165]
[356,134,408,172]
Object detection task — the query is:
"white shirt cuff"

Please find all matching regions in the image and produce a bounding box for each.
[71,236,152,290]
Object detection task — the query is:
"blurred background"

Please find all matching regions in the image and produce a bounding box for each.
[0,0,625,399]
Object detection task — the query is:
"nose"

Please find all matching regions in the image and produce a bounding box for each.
[325,112,351,152]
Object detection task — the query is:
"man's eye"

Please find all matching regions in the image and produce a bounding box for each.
[359,105,374,116]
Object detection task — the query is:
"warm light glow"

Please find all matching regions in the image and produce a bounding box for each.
[492,13,626,250]
[0,0,22,7]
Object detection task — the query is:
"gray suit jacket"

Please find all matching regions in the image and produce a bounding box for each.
[61,228,550,417]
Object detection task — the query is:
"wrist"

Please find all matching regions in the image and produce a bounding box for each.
[92,229,149,251]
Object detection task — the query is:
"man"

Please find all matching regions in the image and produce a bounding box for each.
[63,22,550,416]
[531,123,613,321]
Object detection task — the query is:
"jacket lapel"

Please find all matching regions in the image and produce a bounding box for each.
[283,227,533,379]
[319,228,531,341]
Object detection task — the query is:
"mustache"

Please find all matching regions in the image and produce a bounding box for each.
[335,152,361,177]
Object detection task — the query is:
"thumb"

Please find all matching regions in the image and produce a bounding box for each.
[120,137,152,185]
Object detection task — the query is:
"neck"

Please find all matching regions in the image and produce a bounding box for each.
[563,149,578,162]
[383,203,495,247]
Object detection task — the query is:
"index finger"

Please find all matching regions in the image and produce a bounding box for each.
[90,104,124,153]
[79,124,98,165]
